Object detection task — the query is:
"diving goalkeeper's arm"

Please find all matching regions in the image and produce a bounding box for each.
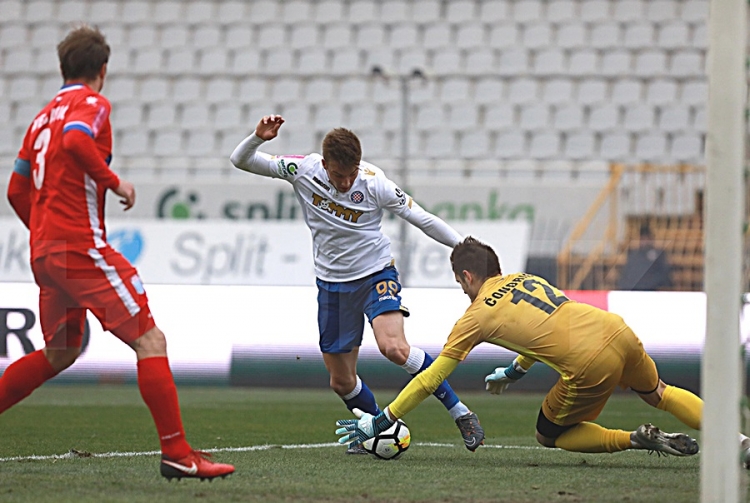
[484,355,536,394]
[335,356,459,447]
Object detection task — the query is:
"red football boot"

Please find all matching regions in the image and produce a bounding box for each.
[160,450,235,481]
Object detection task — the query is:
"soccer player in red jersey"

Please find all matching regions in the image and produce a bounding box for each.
[2,25,234,481]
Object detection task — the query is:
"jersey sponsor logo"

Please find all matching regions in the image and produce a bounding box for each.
[394,187,407,206]
[350,191,364,204]
[313,176,331,192]
[85,96,99,106]
[311,193,364,223]
[275,158,299,178]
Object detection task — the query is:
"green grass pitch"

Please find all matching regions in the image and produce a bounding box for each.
[0,385,708,502]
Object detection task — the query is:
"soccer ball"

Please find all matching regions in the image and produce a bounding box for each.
[361,419,411,460]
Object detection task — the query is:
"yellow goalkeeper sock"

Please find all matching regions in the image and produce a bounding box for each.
[656,385,702,430]
[555,422,632,453]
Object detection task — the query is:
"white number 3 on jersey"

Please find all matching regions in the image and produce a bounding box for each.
[33,128,51,189]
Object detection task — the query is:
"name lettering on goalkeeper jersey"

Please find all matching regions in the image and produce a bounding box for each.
[311,193,364,223]
[483,273,533,306]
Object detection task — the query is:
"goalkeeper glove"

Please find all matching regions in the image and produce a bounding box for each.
[484,360,528,394]
[335,408,394,449]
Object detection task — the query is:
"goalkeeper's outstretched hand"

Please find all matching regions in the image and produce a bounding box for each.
[485,363,527,394]
[335,408,394,449]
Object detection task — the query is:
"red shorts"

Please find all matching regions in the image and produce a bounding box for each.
[31,246,155,349]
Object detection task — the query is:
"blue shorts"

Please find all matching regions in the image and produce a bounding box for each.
[316,266,410,354]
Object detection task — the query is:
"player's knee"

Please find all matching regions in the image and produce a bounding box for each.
[132,326,167,358]
[535,430,557,448]
[378,341,409,366]
[43,346,81,372]
[329,375,356,396]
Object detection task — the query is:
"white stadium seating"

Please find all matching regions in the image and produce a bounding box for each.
[0,0,709,180]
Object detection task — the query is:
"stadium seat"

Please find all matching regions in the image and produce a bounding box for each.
[118,129,151,156]
[611,79,643,105]
[424,130,456,158]
[568,49,600,76]
[576,79,608,106]
[601,50,632,77]
[474,78,504,105]
[304,78,335,104]
[613,0,645,21]
[411,0,442,23]
[13,101,43,125]
[634,49,668,77]
[197,48,229,75]
[263,48,295,74]
[529,131,561,159]
[445,0,476,23]
[185,129,217,157]
[589,22,621,49]
[346,103,379,130]
[588,104,620,132]
[521,23,552,50]
[204,78,235,105]
[519,104,550,131]
[488,23,519,49]
[0,25,28,50]
[681,0,709,22]
[164,48,195,75]
[314,0,345,23]
[564,131,597,159]
[185,1,216,24]
[297,48,329,76]
[455,22,486,50]
[106,76,137,103]
[600,133,631,160]
[249,0,279,24]
[542,78,573,105]
[139,77,169,103]
[146,103,178,130]
[670,133,703,161]
[23,0,55,22]
[0,125,14,155]
[657,21,689,48]
[556,23,587,49]
[364,47,394,74]
[645,80,678,105]
[213,102,244,130]
[181,103,211,129]
[291,24,320,50]
[691,23,707,49]
[131,48,163,76]
[38,75,60,97]
[670,50,704,77]
[280,103,312,125]
[635,133,668,161]
[349,0,380,24]
[680,80,707,106]
[514,0,543,23]
[447,102,479,132]
[357,129,389,157]
[397,48,428,75]
[458,131,491,159]
[692,106,706,133]
[314,103,346,131]
[321,24,350,50]
[354,24,386,50]
[415,103,446,131]
[648,0,679,20]
[171,78,202,103]
[269,78,302,105]
[658,105,690,133]
[389,24,419,50]
[507,78,539,104]
[553,105,584,130]
[3,48,33,74]
[216,1,246,23]
[622,22,655,49]
[225,25,254,50]
[547,0,575,22]
[432,48,463,74]
[153,129,184,156]
[121,1,151,24]
[89,1,119,23]
[229,49,262,77]
[465,48,495,76]
[495,131,526,158]
[331,47,362,75]
[0,0,23,23]
[257,25,286,50]
[484,103,515,130]
[533,48,566,76]
[29,23,61,49]
[498,48,529,76]
[623,104,655,132]
[159,25,190,49]
[125,25,157,50]
[152,1,184,24]
[580,0,610,22]
[478,0,509,21]
[439,78,471,103]
[340,77,371,104]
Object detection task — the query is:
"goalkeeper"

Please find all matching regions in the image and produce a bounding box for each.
[338,236,718,459]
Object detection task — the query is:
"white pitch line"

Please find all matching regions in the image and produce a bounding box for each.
[0,442,546,463]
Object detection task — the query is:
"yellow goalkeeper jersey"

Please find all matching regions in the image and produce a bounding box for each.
[440,273,628,381]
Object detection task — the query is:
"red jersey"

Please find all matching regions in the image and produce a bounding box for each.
[17,83,120,261]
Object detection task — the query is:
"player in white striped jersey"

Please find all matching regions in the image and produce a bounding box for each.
[230,115,484,452]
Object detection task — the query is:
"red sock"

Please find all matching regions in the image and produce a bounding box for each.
[137,357,192,459]
[0,350,58,414]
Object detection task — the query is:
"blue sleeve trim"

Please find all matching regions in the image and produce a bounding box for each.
[63,123,94,138]
[13,158,31,177]
[105,154,112,166]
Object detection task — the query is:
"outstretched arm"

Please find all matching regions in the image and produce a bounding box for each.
[229,115,285,176]
[401,202,462,248]
[485,355,536,394]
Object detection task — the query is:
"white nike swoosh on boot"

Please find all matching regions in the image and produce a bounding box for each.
[162,460,198,475]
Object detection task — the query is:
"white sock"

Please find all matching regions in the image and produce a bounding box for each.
[448,402,471,420]
[341,376,363,401]
[400,347,425,375]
